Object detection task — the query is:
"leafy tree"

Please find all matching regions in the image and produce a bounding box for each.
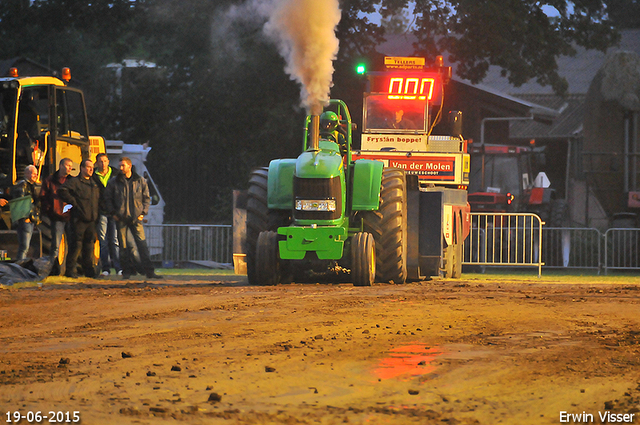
[334,0,620,95]
[112,0,303,222]
[0,0,143,79]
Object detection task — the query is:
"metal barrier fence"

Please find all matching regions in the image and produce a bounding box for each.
[143,222,639,274]
[542,227,602,270]
[463,213,544,277]
[144,224,233,264]
[604,228,640,274]
[464,222,639,274]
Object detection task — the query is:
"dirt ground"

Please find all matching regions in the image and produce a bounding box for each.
[1,271,640,425]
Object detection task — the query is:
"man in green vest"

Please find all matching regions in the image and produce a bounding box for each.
[93,153,122,276]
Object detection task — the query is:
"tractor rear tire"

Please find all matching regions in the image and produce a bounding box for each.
[255,231,280,286]
[549,199,569,227]
[246,168,290,286]
[363,168,407,284]
[351,232,375,287]
[39,216,67,276]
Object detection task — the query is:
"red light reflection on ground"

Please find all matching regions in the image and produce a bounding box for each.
[374,345,442,380]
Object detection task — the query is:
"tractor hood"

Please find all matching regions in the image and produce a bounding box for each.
[295,149,343,179]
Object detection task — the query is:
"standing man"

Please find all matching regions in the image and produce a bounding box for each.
[40,158,73,273]
[58,159,100,278]
[105,157,161,279]
[11,165,40,260]
[93,153,122,276]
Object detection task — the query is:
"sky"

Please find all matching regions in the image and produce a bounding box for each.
[361,2,565,27]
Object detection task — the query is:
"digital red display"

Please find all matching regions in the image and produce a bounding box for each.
[388,77,435,100]
[370,73,442,103]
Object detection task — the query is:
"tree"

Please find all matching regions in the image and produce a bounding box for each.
[0,0,627,222]
[0,0,143,79]
[115,0,303,222]
[380,6,413,34]
[334,0,620,95]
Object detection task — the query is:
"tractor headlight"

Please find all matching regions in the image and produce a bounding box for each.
[295,199,337,212]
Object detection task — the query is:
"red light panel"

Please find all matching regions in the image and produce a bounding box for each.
[387,77,435,100]
[369,73,442,103]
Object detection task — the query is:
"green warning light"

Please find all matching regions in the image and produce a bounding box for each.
[356,63,366,74]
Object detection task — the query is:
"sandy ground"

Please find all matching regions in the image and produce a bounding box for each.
[1,271,640,425]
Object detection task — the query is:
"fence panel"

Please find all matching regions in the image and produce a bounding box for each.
[144,224,233,264]
[604,228,640,274]
[542,228,602,270]
[145,222,640,274]
[463,213,543,277]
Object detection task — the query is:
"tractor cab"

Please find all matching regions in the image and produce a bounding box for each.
[468,143,552,213]
[0,70,93,189]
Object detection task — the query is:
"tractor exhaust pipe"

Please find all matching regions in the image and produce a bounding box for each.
[309,115,320,151]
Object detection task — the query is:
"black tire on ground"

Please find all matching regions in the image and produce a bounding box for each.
[39,216,67,276]
[246,168,290,286]
[363,168,407,284]
[351,232,375,287]
[255,231,280,286]
[549,199,569,227]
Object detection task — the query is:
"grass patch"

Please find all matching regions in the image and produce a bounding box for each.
[461,268,640,285]
[156,268,237,276]
[3,268,639,288]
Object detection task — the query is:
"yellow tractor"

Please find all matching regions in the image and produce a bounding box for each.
[0,66,105,273]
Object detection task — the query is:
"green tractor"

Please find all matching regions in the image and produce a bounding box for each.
[246,99,407,286]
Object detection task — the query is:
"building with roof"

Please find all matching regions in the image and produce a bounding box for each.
[0,57,53,77]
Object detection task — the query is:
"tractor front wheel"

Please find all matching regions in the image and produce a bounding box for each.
[255,231,280,286]
[246,168,290,285]
[351,232,375,287]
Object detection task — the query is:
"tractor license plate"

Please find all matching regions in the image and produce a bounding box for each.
[296,199,336,212]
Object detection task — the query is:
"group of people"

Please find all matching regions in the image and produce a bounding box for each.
[1,155,161,279]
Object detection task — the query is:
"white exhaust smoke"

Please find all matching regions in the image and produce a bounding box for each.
[212,0,341,115]
[261,0,341,115]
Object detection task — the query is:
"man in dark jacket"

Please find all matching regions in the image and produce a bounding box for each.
[105,157,161,279]
[40,158,73,271]
[93,153,122,276]
[59,159,100,278]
